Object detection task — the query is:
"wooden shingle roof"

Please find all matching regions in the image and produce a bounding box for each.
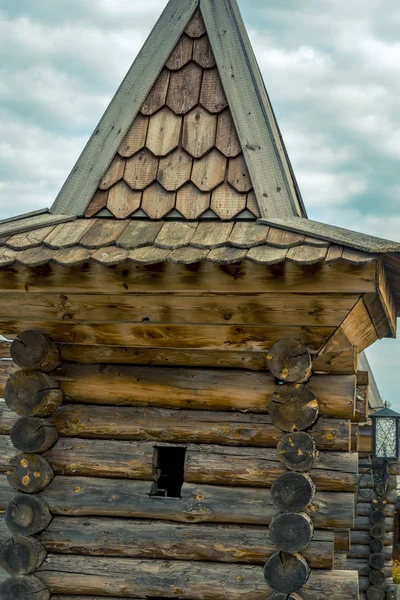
[49,0,305,221]
[0,219,380,268]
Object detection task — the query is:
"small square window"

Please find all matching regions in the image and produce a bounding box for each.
[152,446,186,498]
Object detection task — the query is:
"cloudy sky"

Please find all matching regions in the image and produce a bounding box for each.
[0,0,399,405]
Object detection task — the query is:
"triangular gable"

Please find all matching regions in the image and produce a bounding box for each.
[50,0,305,220]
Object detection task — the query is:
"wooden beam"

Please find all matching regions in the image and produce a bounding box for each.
[0,293,359,327]
[2,363,356,419]
[0,260,377,294]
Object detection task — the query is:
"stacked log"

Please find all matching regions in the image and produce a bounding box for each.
[0,332,61,598]
[0,332,361,599]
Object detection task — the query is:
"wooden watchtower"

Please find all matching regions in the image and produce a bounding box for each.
[0,1,399,599]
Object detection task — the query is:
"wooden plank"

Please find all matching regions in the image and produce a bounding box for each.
[43,221,95,249]
[199,67,227,113]
[364,292,391,338]
[182,107,217,158]
[51,404,351,451]
[146,107,182,156]
[0,436,356,490]
[51,0,198,215]
[154,222,197,249]
[0,259,377,294]
[7,226,58,250]
[227,155,252,192]
[9,363,355,418]
[0,473,355,529]
[193,35,216,68]
[191,149,227,191]
[35,555,359,599]
[140,68,170,115]
[167,62,203,114]
[124,148,159,190]
[340,297,378,351]
[176,184,211,219]
[99,155,125,190]
[200,0,303,218]
[79,220,129,249]
[313,345,358,375]
[37,517,334,568]
[376,260,397,336]
[117,220,163,249]
[211,183,247,219]
[0,293,357,326]
[118,113,149,157]
[165,34,193,70]
[84,190,108,217]
[215,109,241,157]
[157,148,193,191]
[141,183,176,219]
[0,214,75,239]
[185,9,206,37]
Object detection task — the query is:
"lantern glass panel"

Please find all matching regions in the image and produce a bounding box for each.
[375,417,397,459]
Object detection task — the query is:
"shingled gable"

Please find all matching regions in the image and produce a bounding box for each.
[49,0,306,221]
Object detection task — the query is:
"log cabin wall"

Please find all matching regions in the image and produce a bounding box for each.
[0,250,394,600]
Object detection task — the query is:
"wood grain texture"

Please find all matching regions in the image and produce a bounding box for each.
[140,68,170,116]
[107,181,141,218]
[216,109,241,157]
[118,113,149,157]
[37,517,333,568]
[167,62,203,114]
[228,154,252,192]
[191,149,227,191]
[211,183,246,219]
[182,107,217,158]
[35,556,359,599]
[19,364,356,418]
[146,107,182,156]
[0,474,355,528]
[200,67,227,113]
[50,403,351,451]
[157,148,192,190]
[166,34,193,70]
[176,183,211,218]
[99,155,125,190]
[124,149,158,190]
[141,183,176,218]
[193,35,216,68]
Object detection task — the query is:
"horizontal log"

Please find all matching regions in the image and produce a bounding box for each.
[354,516,393,532]
[0,438,357,490]
[0,293,358,327]
[359,576,394,592]
[0,340,10,358]
[0,401,352,451]
[57,343,358,373]
[334,528,350,551]
[0,260,376,295]
[0,319,335,351]
[52,404,351,450]
[37,516,334,568]
[348,545,392,560]
[351,530,393,545]
[358,488,397,504]
[184,445,358,492]
[357,502,395,517]
[1,474,355,528]
[313,344,357,374]
[35,555,360,599]
[37,363,357,418]
[346,558,392,577]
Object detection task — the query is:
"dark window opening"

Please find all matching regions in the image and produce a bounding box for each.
[152,446,186,498]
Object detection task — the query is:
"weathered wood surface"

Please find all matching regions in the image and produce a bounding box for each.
[272,472,315,512]
[269,383,319,431]
[7,452,54,493]
[264,552,309,593]
[334,528,350,551]
[0,401,352,451]
[0,475,355,528]
[269,512,313,552]
[37,517,334,568]
[0,575,50,600]
[4,370,62,417]
[357,502,395,517]
[351,530,393,546]
[0,293,359,327]
[277,432,317,471]
[348,544,392,560]
[0,536,47,575]
[35,555,360,599]
[11,417,58,453]
[10,330,60,372]
[13,363,355,418]
[0,438,358,491]
[56,343,359,373]
[184,445,358,492]
[0,319,335,351]
[0,260,376,295]
[267,338,312,382]
[4,493,52,535]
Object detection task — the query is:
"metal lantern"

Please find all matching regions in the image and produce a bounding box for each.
[371,405,400,461]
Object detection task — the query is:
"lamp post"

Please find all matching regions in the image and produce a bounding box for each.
[358,404,400,499]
